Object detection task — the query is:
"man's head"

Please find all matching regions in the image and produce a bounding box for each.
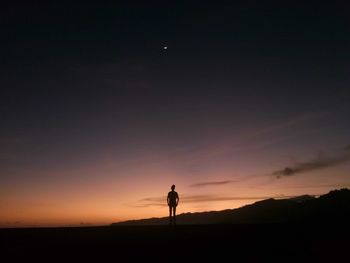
[171,184,175,191]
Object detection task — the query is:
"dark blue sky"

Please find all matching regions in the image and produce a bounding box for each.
[1,1,350,226]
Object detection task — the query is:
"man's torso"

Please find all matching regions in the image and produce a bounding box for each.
[168,191,178,206]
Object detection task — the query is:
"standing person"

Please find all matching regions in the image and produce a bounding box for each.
[167,185,179,225]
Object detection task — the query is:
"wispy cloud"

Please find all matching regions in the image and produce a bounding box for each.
[270,183,350,189]
[91,111,330,176]
[130,194,296,207]
[239,112,329,141]
[273,145,350,178]
[189,180,237,187]
[170,111,330,165]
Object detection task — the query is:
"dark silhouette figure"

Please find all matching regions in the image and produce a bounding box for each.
[167,184,179,225]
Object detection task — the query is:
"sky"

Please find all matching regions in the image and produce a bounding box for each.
[1,1,350,227]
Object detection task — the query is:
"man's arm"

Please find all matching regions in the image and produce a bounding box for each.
[176,193,179,206]
[167,193,170,206]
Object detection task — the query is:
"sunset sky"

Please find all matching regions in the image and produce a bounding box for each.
[1,1,350,227]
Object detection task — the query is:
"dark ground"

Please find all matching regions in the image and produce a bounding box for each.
[1,224,348,262]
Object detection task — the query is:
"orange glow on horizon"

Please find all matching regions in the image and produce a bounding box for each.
[1,162,349,228]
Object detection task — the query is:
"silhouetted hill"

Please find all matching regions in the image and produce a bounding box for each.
[112,188,350,225]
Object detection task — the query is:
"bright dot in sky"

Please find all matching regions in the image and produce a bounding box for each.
[163,46,168,50]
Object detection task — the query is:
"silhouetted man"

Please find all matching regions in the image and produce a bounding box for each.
[167,184,179,225]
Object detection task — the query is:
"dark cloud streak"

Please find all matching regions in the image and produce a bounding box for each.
[273,146,350,178]
[189,180,237,187]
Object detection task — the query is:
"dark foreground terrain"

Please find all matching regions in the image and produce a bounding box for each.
[1,223,348,262]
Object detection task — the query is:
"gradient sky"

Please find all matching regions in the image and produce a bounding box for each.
[1,1,350,227]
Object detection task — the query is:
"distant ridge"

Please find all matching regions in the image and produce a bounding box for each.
[112,188,350,225]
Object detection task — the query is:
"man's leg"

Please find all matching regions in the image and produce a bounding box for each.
[173,206,176,225]
[169,206,172,225]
